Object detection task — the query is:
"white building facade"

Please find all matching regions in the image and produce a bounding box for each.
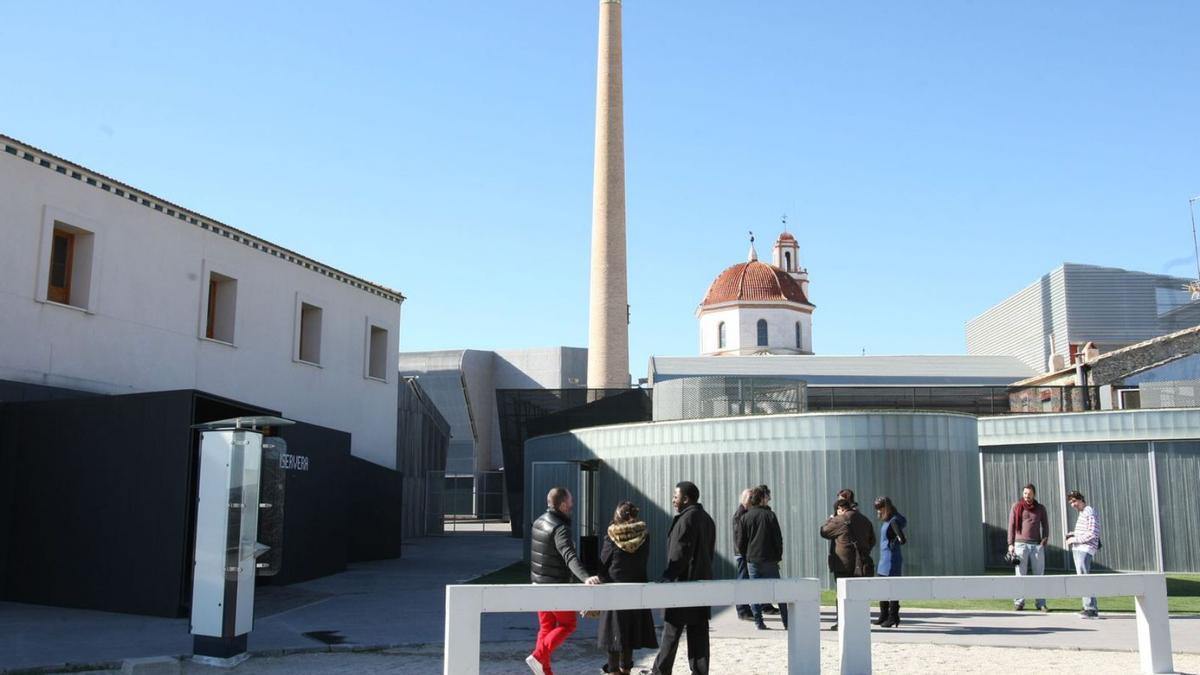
[0,134,403,468]
[697,232,814,356]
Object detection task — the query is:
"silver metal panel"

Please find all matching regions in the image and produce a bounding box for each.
[979,445,1067,569]
[966,269,1056,372]
[648,355,1034,386]
[528,461,582,555]
[526,412,981,587]
[967,263,1200,372]
[1154,441,1200,572]
[979,408,1200,446]
[1062,442,1157,572]
[191,431,234,637]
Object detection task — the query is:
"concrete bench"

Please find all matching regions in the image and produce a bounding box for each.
[837,573,1174,674]
[443,577,821,674]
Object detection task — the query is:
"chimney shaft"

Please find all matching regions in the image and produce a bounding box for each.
[586,0,630,389]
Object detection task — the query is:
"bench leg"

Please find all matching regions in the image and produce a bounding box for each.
[786,600,820,675]
[838,597,871,675]
[1134,577,1174,674]
[444,587,482,675]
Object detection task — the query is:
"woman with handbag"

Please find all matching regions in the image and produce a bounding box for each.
[873,496,908,628]
[596,501,658,674]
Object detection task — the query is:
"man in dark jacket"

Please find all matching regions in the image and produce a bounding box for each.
[737,485,786,630]
[731,487,753,621]
[646,481,716,675]
[527,487,600,675]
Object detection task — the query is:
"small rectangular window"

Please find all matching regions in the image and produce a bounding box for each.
[367,325,388,380]
[204,272,238,343]
[298,303,323,364]
[47,228,75,304]
[44,222,95,309]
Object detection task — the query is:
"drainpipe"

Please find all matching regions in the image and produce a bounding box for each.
[1074,362,1091,411]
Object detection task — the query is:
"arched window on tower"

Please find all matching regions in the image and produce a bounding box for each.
[757,319,768,347]
[718,321,727,349]
[795,321,802,350]
[784,251,792,271]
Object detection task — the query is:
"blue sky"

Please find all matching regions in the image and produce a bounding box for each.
[3,1,1198,377]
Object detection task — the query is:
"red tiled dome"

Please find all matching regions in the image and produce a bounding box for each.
[777,232,796,242]
[700,261,811,307]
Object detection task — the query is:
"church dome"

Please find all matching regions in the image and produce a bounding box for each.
[777,231,796,242]
[700,260,811,307]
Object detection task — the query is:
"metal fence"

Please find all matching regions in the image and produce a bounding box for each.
[426,470,509,534]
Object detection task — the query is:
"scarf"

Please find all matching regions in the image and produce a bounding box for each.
[608,520,648,553]
[1015,498,1040,523]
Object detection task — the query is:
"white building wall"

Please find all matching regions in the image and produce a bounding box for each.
[699,304,811,356]
[0,139,402,468]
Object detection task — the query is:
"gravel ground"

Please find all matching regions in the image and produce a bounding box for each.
[66,639,1200,674]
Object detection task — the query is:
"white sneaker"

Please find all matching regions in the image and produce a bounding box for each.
[526,654,546,675]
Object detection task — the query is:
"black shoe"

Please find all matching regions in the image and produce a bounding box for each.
[762,605,780,615]
[872,601,887,625]
[737,613,755,621]
[880,614,898,628]
[755,621,769,630]
[829,622,838,631]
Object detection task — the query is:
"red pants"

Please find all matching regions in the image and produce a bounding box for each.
[532,610,577,673]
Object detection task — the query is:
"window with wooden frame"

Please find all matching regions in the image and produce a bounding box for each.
[366,324,388,381]
[47,227,76,304]
[298,302,323,364]
[204,272,238,343]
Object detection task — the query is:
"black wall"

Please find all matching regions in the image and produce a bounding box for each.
[270,422,351,585]
[0,388,404,617]
[347,457,403,562]
[2,391,197,617]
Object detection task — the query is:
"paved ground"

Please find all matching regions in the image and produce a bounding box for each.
[1,533,1198,673]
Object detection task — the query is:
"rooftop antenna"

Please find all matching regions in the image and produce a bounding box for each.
[1188,197,1200,300]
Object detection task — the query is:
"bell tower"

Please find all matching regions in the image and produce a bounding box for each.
[772,217,809,299]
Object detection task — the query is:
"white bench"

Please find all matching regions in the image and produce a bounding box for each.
[443,578,822,674]
[837,573,1174,674]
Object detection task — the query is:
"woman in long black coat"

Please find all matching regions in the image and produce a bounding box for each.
[597,501,658,675]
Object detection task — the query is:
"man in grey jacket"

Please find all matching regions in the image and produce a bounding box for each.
[527,487,600,675]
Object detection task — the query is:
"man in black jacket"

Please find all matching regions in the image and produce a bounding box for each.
[646,481,716,675]
[527,487,600,675]
[737,485,787,630]
[731,488,753,621]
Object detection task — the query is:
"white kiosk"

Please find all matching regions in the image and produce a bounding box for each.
[189,416,292,665]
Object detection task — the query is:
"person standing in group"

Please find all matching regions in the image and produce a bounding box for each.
[644,481,717,675]
[873,496,908,628]
[1007,483,1050,612]
[527,487,602,675]
[820,496,876,631]
[737,485,787,630]
[596,501,658,674]
[732,488,754,621]
[1065,490,1101,618]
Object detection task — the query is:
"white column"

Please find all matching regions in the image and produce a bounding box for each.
[443,586,482,675]
[786,597,821,675]
[586,0,630,389]
[1134,575,1174,673]
[837,578,872,675]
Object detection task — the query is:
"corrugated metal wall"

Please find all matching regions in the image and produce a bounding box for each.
[980,410,1200,573]
[1062,442,1157,571]
[1155,441,1200,572]
[979,444,1065,568]
[965,268,1059,372]
[526,412,982,587]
